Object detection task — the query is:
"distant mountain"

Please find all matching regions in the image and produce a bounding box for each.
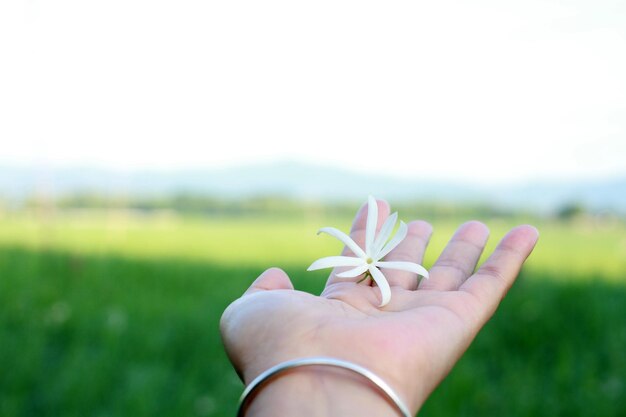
[1,161,625,213]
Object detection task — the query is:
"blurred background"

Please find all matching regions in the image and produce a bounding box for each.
[1,0,625,416]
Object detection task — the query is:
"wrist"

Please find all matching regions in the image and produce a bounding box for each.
[240,358,415,417]
[245,366,399,417]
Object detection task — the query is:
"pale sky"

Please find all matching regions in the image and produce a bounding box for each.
[0,0,624,184]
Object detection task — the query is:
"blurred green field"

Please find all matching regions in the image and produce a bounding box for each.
[1,211,625,416]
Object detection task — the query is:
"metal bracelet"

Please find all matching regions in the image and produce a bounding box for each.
[237,356,412,417]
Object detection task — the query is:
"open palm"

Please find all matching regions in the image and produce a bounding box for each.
[220,199,539,414]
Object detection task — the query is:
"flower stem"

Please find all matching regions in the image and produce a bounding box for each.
[356,270,372,284]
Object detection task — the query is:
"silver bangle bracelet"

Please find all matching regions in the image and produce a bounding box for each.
[237,356,412,417]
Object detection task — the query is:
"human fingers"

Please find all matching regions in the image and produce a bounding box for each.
[419,221,489,291]
[459,225,539,323]
[244,267,294,295]
[377,220,433,290]
[325,198,390,286]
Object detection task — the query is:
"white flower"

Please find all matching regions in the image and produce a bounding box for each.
[307,196,429,307]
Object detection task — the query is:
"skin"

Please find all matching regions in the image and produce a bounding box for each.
[220,199,539,416]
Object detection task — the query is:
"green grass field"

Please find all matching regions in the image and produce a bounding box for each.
[1,211,625,416]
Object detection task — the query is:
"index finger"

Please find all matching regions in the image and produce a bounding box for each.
[325,198,390,287]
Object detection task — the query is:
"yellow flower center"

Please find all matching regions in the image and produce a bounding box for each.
[366,257,374,264]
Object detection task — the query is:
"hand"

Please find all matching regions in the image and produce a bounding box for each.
[220,199,539,416]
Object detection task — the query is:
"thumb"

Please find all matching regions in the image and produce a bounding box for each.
[244,267,294,295]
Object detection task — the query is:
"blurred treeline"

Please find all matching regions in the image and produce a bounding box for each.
[2,192,617,223]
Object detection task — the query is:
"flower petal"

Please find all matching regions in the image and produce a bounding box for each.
[336,264,369,278]
[369,266,392,307]
[317,227,367,259]
[365,195,378,256]
[375,261,429,278]
[307,256,365,271]
[377,221,408,260]
[372,212,398,256]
